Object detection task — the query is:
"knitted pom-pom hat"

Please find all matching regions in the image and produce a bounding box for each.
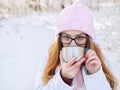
[56,0,96,41]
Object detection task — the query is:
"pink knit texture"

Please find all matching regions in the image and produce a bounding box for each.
[56,0,96,40]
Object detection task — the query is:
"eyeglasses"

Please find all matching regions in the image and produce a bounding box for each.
[60,33,88,46]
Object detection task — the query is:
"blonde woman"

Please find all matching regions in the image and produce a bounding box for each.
[34,0,117,90]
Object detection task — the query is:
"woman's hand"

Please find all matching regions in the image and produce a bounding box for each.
[85,49,101,74]
[59,51,85,79]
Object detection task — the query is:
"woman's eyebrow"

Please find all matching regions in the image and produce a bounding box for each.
[62,33,86,37]
[76,33,86,37]
[62,33,71,36]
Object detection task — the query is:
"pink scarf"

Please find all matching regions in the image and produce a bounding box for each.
[73,69,84,90]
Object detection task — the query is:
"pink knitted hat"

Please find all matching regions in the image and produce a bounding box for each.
[56,0,96,40]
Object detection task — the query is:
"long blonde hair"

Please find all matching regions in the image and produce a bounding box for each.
[42,35,117,90]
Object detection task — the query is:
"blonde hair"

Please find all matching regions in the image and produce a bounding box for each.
[42,36,117,90]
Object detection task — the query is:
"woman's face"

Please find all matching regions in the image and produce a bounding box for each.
[60,30,88,47]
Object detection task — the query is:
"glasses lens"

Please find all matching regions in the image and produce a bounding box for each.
[61,35,71,44]
[75,36,87,45]
[60,34,87,46]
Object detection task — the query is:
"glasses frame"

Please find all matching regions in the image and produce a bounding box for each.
[60,33,88,46]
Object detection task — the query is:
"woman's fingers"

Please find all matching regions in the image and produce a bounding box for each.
[67,57,78,66]
[85,49,101,74]
[70,57,86,70]
[85,55,98,63]
[67,58,85,77]
[85,49,96,58]
[59,50,64,64]
[89,60,98,65]
[60,50,86,79]
[85,49,99,63]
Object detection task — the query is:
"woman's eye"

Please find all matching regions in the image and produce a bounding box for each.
[63,36,70,39]
[76,36,86,40]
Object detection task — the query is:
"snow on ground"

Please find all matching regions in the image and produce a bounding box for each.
[94,6,120,88]
[0,12,56,90]
[0,6,120,90]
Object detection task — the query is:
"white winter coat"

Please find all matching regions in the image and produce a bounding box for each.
[34,53,112,90]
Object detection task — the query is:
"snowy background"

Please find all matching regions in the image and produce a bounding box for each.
[0,0,120,90]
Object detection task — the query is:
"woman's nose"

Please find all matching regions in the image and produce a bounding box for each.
[69,40,77,46]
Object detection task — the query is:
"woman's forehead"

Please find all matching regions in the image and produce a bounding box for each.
[62,30,86,35]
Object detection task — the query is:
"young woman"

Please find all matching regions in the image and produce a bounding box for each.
[34,0,117,90]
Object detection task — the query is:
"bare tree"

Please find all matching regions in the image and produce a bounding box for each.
[97,0,100,11]
[35,0,40,11]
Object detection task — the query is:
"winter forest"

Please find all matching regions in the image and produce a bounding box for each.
[0,0,120,90]
[0,0,120,17]
[0,0,120,16]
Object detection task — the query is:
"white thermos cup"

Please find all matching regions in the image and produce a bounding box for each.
[62,46,84,62]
